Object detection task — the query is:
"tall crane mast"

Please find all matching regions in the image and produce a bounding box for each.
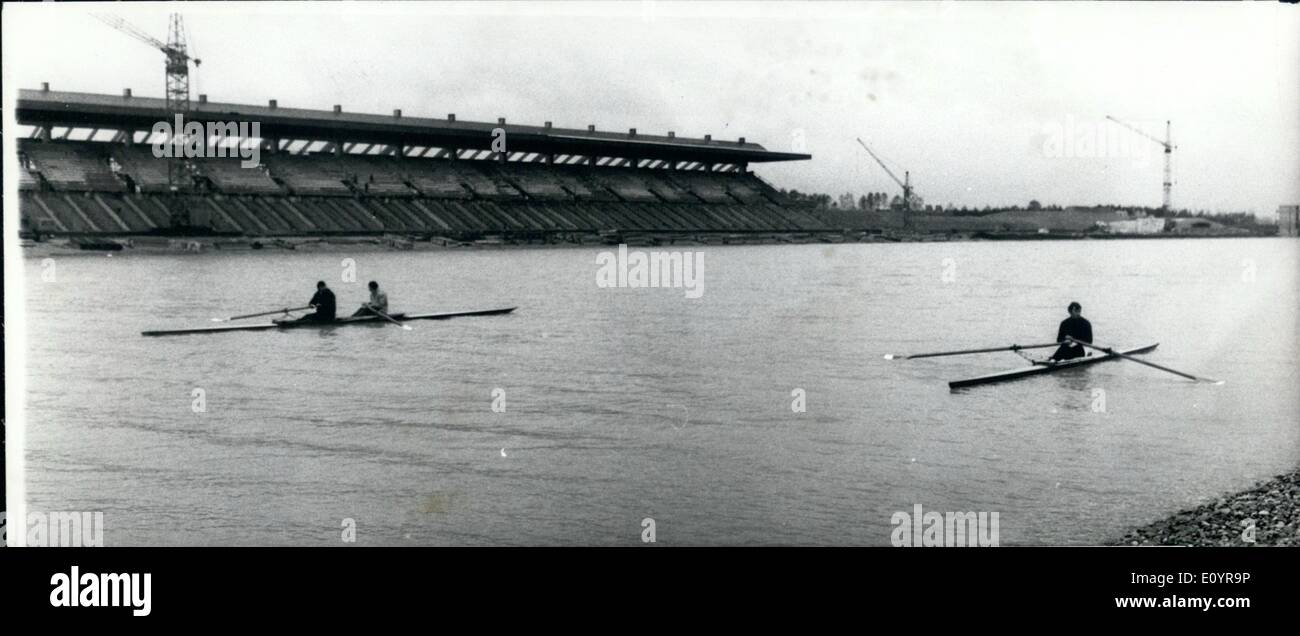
[95,13,203,228]
[856,137,915,212]
[1106,116,1174,211]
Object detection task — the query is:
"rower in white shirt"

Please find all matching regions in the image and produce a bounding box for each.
[352,281,390,317]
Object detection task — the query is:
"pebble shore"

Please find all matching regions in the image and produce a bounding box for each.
[1111,470,1299,546]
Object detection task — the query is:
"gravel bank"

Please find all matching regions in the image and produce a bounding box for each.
[1111,470,1299,546]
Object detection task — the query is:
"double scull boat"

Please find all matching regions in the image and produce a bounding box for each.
[142,307,516,337]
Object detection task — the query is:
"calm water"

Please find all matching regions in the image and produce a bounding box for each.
[15,238,1299,545]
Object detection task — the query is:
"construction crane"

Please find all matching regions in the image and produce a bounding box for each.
[1106,116,1174,211]
[856,137,917,212]
[95,13,203,228]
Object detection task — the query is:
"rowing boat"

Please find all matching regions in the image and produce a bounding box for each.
[141,307,516,337]
[948,343,1158,389]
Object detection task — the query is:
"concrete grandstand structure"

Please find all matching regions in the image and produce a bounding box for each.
[16,86,830,241]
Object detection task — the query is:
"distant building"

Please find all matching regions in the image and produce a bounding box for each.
[1279,205,1299,237]
[1102,216,1165,234]
[1167,217,1231,234]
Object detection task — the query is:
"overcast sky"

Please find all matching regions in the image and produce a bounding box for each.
[4,1,1297,216]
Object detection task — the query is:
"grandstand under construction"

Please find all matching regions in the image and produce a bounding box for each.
[16,86,832,244]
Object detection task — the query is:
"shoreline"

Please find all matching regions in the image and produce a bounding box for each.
[17,229,1279,257]
[1109,470,1299,547]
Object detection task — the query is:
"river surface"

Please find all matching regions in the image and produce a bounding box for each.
[14,237,1299,545]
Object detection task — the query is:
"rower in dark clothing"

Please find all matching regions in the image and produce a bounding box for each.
[300,281,337,322]
[1049,301,1092,361]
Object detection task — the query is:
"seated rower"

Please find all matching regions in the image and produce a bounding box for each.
[278,281,336,323]
[1048,301,1092,361]
[352,281,389,317]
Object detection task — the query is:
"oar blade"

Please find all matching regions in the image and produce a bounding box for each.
[1067,337,1217,384]
[361,306,413,331]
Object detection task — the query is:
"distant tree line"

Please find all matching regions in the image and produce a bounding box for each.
[776,190,1267,227]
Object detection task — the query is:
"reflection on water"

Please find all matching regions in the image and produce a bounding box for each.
[17,238,1300,545]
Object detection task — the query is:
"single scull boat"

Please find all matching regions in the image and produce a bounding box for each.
[947,343,1158,389]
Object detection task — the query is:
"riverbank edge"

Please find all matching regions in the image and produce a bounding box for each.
[1109,470,1299,547]
[18,229,1280,256]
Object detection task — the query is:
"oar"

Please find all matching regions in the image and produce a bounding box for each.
[885,342,1061,360]
[212,305,313,322]
[362,306,413,331]
[1066,337,1223,384]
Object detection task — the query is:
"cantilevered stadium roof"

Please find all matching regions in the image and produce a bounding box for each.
[16,88,812,165]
